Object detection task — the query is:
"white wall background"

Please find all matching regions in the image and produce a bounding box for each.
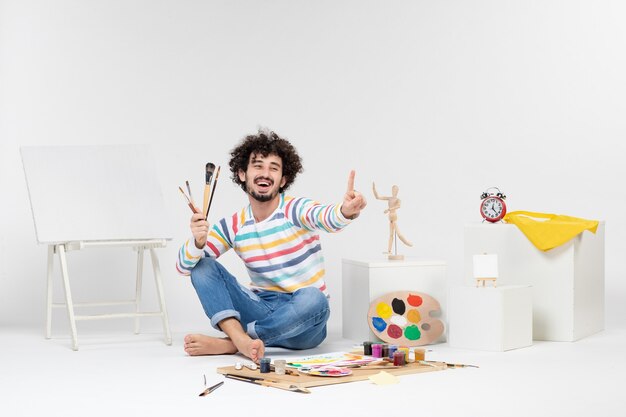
[1,0,624,336]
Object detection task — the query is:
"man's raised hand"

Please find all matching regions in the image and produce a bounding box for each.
[341,170,367,220]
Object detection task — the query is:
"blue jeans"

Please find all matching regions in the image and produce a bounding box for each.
[190,257,330,349]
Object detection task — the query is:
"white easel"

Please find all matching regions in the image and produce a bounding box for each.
[22,145,173,350]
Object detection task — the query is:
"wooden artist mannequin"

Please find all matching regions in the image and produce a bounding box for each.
[372,182,413,260]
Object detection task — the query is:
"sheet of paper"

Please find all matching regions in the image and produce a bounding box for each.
[368,371,399,385]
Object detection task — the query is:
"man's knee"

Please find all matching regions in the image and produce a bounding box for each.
[294,287,329,319]
[190,257,220,289]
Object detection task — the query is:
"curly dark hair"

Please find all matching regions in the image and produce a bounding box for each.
[229,129,303,193]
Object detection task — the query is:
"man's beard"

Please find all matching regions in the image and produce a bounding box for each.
[247,183,280,202]
[249,189,276,202]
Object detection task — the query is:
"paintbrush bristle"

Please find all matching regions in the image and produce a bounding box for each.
[185,180,194,200]
[205,163,216,184]
[205,165,221,219]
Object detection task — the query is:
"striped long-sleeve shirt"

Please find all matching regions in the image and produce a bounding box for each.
[176,194,353,295]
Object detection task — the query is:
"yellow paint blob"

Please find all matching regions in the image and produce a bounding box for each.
[376,302,392,319]
[407,309,421,323]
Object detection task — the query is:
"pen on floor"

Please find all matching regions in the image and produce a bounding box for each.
[199,381,224,397]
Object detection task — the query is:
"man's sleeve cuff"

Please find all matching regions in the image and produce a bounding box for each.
[337,204,357,224]
[185,238,205,258]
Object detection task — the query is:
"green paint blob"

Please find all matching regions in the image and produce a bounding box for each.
[404,325,421,340]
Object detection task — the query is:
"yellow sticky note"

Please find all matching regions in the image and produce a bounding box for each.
[368,371,399,385]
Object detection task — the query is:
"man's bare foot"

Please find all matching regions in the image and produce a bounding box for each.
[248,339,265,362]
[184,333,265,362]
[184,334,238,356]
[209,318,266,362]
[231,335,265,362]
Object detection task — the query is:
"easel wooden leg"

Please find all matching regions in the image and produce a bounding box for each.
[134,247,144,335]
[58,244,79,351]
[149,248,172,345]
[46,245,54,339]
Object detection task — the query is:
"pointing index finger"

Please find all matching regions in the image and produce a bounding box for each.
[347,170,356,193]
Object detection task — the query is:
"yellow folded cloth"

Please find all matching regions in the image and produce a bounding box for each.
[503,211,599,251]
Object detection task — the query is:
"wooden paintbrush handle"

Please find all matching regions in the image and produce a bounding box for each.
[202,186,211,217]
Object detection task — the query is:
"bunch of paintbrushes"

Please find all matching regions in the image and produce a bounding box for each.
[178,162,221,220]
[224,374,310,394]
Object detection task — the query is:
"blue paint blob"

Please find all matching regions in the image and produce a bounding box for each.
[372,317,387,332]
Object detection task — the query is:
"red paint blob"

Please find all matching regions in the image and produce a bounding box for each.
[407,294,423,307]
[387,324,403,339]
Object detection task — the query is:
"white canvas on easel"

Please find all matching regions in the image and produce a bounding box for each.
[473,254,499,287]
[21,145,173,350]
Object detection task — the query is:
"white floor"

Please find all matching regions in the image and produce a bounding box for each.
[2,325,625,417]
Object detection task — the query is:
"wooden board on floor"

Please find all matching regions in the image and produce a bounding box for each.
[217,361,446,389]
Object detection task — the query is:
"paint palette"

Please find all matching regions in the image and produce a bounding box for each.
[287,352,378,370]
[299,366,353,377]
[367,291,444,346]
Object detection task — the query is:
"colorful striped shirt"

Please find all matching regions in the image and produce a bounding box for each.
[176,194,353,295]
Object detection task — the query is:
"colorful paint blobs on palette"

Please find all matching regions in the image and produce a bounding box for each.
[387,324,403,339]
[372,317,387,332]
[392,298,406,315]
[404,325,421,340]
[390,315,407,327]
[407,294,423,307]
[376,302,392,319]
[301,366,352,377]
[367,291,444,347]
[407,309,421,323]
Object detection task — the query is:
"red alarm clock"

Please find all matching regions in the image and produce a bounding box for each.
[480,187,507,223]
